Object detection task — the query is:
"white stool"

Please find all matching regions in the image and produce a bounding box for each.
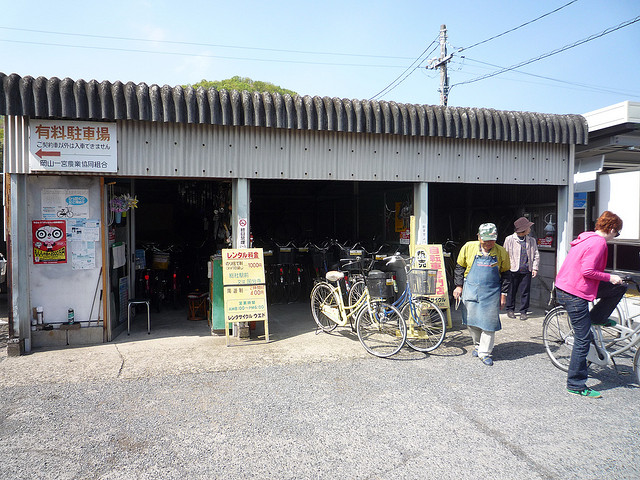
[128,298,151,335]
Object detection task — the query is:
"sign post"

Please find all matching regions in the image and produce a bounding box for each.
[221,248,269,345]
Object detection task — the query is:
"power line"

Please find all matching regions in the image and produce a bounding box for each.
[369,37,439,100]
[0,38,409,69]
[456,57,640,97]
[460,0,580,52]
[451,15,640,89]
[0,25,416,61]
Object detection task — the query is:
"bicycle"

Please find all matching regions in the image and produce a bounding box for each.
[378,255,447,353]
[542,276,640,384]
[310,269,407,358]
[57,207,74,218]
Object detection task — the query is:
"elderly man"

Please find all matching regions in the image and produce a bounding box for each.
[503,216,540,321]
[452,223,511,366]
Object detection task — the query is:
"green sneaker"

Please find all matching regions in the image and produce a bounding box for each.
[567,388,602,398]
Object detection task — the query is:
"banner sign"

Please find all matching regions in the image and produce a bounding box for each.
[32,220,67,264]
[29,120,117,173]
[413,244,451,310]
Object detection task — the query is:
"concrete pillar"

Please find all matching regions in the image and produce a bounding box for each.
[231,179,250,249]
[8,174,31,353]
[413,182,428,244]
[556,145,575,271]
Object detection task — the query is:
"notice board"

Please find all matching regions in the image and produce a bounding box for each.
[221,248,269,345]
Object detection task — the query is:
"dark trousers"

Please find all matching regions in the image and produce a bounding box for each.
[506,271,532,314]
[557,282,627,390]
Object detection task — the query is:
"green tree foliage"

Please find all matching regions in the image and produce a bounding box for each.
[186,76,297,96]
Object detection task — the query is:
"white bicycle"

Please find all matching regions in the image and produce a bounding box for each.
[542,276,640,384]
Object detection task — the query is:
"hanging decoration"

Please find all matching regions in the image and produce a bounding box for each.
[109,194,138,224]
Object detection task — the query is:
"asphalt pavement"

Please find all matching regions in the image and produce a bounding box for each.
[0,301,639,479]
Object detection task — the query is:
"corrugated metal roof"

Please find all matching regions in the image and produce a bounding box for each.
[0,72,588,145]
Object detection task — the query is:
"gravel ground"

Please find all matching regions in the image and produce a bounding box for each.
[0,303,639,479]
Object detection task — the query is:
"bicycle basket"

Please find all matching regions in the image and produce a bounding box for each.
[152,251,170,270]
[366,270,390,299]
[408,269,437,296]
[277,247,295,264]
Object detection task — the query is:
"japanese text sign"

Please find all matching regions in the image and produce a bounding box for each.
[413,244,450,309]
[29,120,117,173]
[222,248,265,285]
[223,284,268,324]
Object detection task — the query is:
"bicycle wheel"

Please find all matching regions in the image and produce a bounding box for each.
[310,282,338,332]
[402,298,446,353]
[348,280,366,307]
[542,306,573,372]
[356,301,407,358]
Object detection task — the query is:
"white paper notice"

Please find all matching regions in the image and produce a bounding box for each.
[112,243,126,269]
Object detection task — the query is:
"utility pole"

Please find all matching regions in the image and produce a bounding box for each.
[427,24,453,106]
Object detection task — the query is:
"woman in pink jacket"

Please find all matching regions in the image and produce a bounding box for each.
[555,211,626,399]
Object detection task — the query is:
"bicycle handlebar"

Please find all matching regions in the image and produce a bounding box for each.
[383,254,412,272]
[621,275,640,290]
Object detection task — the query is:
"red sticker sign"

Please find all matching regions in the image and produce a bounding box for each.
[32,220,67,264]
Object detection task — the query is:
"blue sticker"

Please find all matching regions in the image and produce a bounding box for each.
[66,195,88,206]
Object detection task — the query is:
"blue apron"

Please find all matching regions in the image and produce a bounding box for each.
[461,250,502,332]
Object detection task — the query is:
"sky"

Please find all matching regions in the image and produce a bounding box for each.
[1,0,639,116]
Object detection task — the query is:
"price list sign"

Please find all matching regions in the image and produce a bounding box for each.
[221,248,269,344]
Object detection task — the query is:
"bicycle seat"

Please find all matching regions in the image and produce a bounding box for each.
[326,271,344,283]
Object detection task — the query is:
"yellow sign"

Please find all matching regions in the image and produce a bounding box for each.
[221,248,269,345]
[222,248,265,285]
[223,284,268,323]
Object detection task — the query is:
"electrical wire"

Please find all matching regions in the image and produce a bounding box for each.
[455,57,640,97]
[460,0,580,52]
[369,37,439,100]
[0,38,409,69]
[0,25,416,61]
[451,15,640,89]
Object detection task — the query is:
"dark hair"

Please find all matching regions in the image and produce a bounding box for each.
[595,211,622,233]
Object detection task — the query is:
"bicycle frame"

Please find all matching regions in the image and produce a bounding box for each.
[590,302,640,364]
[319,280,371,328]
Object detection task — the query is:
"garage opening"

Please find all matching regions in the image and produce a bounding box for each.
[111,178,560,337]
[107,178,231,336]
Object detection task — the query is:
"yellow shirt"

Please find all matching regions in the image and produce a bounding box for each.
[456,241,511,279]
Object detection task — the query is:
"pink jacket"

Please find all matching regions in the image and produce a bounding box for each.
[555,231,611,301]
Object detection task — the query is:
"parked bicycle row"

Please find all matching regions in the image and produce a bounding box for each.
[256,237,435,305]
[310,253,447,358]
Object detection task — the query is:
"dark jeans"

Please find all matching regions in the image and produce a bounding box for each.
[506,271,532,314]
[556,282,627,390]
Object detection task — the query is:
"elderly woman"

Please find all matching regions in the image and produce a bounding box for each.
[555,211,626,398]
[453,223,511,366]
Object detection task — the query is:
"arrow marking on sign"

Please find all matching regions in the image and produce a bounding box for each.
[35,149,61,159]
